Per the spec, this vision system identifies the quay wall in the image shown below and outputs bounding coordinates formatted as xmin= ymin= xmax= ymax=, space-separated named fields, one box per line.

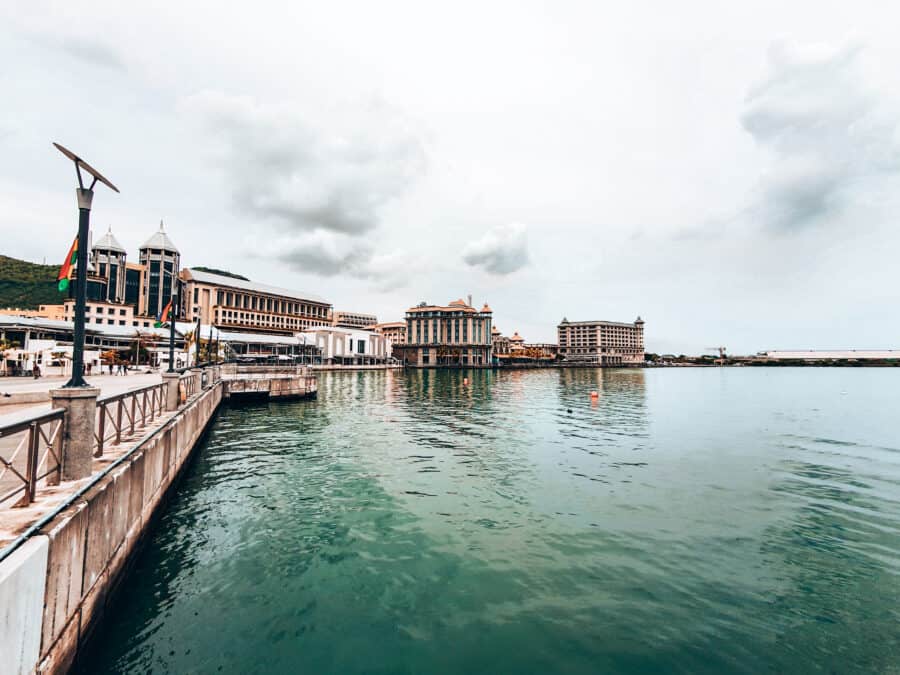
xmin=0 ymin=382 xmax=222 ymax=675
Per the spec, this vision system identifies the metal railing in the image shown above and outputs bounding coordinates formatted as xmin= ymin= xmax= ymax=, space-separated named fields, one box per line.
xmin=94 ymin=382 xmax=167 ymax=457
xmin=0 ymin=365 xmax=224 ymax=509
xmin=180 ymin=372 xmax=197 ymax=399
xmin=0 ymin=409 xmax=64 ymax=507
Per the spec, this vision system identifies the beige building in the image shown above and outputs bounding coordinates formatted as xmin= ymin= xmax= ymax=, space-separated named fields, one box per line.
xmin=180 ymin=268 xmax=331 ymax=335
xmin=0 ymin=305 xmax=66 ymax=321
xmin=333 ymin=311 xmax=378 ymax=329
xmin=558 ymin=316 xmax=645 ymax=365
xmin=394 ymin=298 xmax=493 ymax=367
xmin=61 ymin=300 xmax=160 ymax=329
xmin=366 ymin=321 xmax=407 ymax=356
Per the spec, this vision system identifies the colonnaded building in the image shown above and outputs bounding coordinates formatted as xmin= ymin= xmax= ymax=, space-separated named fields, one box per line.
xmin=180 ymin=268 xmax=332 ymax=334
xmin=557 ymin=316 xmax=645 ymax=365
xmin=393 ymin=298 xmax=493 ymax=367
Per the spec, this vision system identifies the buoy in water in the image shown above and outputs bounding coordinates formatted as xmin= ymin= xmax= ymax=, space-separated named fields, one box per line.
xmin=590 ymin=390 xmax=599 ymax=399
xmin=463 ymin=377 xmax=469 ymax=385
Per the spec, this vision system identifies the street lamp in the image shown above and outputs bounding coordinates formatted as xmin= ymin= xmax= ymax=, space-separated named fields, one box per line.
xmin=168 ymin=277 xmax=178 ymax=372
xmin=53 ymin=142 xmax=119 ymax=388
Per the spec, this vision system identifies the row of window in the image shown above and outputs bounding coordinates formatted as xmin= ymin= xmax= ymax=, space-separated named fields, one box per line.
xmin=211 ymin=289 xmax=327 ymax=317
xmin=407 ymin=318 xmax=491 ymax=345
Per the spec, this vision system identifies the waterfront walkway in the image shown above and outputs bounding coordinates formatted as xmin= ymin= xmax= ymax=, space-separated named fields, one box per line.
xmin=0 ymin=374 xmax=163 ymax=425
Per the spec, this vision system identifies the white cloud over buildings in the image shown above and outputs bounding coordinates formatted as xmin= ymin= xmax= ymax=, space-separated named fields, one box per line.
xmin=462 ymin=223 xmax=530 ymax=275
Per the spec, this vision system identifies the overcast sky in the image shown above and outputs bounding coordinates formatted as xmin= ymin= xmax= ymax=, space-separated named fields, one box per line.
xmin=2 ymin=1 xmax=899 ymax=354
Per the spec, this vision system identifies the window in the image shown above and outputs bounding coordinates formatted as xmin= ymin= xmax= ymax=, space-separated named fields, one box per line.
xmin=119 ymin=309 xmax=126 ymax=316
xmin=357 ymin=339 xmax=365 ymax=354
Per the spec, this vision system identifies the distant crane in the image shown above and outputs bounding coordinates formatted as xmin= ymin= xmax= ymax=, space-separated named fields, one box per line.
xmin=705 ymin=347 xmax=727 ymax=365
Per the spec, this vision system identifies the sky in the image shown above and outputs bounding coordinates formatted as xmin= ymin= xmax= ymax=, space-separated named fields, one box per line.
xmin=2 ymin=1 xmax=899 ymax=354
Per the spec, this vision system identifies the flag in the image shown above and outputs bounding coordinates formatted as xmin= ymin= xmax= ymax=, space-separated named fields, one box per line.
xmin=57 ymin=236 xmax=78 ymax=292
xmin=155 ymin=298 xmax=173 ymax=328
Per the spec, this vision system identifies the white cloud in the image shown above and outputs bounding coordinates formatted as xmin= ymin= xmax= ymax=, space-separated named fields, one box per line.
xmin=462 ymin=223 xmax=530 ymax=275
xmin=741 ymin=40 xmax=900 ymax=231
xmin=182 ymin=91 xmax=426 ymax=236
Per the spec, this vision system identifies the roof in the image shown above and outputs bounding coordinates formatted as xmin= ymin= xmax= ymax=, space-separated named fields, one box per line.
xmin=482 ymin=303 xmax=492 ymax=312
xmin=140 ymin=221 xmax=180 ymax=253
xmin=93 ymin=227 xmax=126 ymax=254
xmin=509 ymin=332 xmax=525 ymax=342
xmin=558 ymin=319 xmax=643 ymax=328
xmin=0 ymin=314 xmax=180 ymax=340
xmin=214 ymin=330 xmax=301 ymax=346
xmin=183 ymin=268 xmax=329 ymax=305
xmin=407 ymin=299 xmax=488 ymax=315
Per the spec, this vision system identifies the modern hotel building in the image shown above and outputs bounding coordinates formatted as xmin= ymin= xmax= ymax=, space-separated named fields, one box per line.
xmin=557 ymin=316 xmax=645 ymax=365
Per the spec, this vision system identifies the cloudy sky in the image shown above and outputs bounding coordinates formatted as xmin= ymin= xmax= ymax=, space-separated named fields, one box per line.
xmin=2 ymin=1 xmax=898 ymax=354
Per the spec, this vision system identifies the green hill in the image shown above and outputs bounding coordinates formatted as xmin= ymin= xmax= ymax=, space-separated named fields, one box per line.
xmin=0 ymin=254 xmax=63 ymax=309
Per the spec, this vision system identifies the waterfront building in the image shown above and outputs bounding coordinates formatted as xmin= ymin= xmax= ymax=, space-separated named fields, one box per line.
xmin=366 ymin=321 xmax=407 ymax=356
xmin=393 ymin=298 xmax=493 ymax=367
xmin=139 ymin=222 xmax=180 ymax=320
xmin=492 ymin=326 xmax=510 ymax=356
xmin=758 ymin=350 xmax=900 ymax=362
xmin=557 ymin=316 xmax=645 ymax=365
xmin=299 ymin=327 xmax=389 ymax=365
xmin=180 ymin=268 xmax=331 ymax=334
xmin=333 ymin=311 xmax=378 ymax=329
xmin=91 ymin=227 xmax=127 ymax=303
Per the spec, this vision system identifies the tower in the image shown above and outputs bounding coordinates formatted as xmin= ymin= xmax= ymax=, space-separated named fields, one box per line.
xmin=91 ymin=226 xmax=127 ymax=302
xmin=139 ymin=220 xmax=180 ymax=318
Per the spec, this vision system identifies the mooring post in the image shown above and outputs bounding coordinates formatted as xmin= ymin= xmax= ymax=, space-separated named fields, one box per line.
xmin=50 ymin=386 xmax=100 ymax=480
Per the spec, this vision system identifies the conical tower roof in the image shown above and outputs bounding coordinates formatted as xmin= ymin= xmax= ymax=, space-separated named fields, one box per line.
xmin=92 ymin=226 xmax=126 ymax=254
xmin=140 ymin=220 xmax=179 ymax=253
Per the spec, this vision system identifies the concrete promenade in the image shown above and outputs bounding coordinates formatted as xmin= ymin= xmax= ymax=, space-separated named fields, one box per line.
xmin=0 ymin=377 xmax=223 ymax=674
xmin=0 ymin=374 xmax=163 ymax=425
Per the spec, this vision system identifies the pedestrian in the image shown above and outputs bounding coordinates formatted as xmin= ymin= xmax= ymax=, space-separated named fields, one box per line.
xmin=108 ymin=362 xmax=113 ymax=375
xmin=32 ymin=362 xmax=41 ymax=379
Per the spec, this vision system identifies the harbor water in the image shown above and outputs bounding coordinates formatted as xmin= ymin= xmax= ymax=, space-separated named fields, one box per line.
xmin=76 ymin=368 xmax=900 ymax=674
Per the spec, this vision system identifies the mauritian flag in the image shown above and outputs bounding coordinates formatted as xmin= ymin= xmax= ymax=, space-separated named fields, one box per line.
xmin=155 ymin=298 xmax=173 ymax=328
xmin=57 ymin=235 xmax=78 ymax=292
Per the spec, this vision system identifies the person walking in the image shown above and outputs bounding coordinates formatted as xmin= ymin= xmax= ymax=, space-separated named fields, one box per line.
xmin=32 ymin=362 xmax=41 ymax=379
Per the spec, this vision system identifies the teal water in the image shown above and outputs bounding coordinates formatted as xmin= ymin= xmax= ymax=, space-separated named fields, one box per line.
xmin=77 ymin=368 xmax=900 ymax=674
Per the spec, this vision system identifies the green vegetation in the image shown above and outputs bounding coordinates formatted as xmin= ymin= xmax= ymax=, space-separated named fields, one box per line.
xmin=192 ymin=266 xmax=249 ymax=281
xmin=0 ymin=254 xmax=63 ymax=309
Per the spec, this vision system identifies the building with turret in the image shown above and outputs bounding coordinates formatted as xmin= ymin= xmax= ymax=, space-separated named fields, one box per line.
xmin=393 ymin=298 xmax=493 ymax=367
xmin=139 ymin=221 xmax=180 ymax=319
xmin=91 ymin=227 xmax=127 ymax=303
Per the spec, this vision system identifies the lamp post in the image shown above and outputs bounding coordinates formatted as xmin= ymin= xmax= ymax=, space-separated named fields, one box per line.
xmin=195 ymin=315 xmax=201 ymax=366
xmin=53 ymin=143 xmax=119 ymax=388
xmin=167 ymin=278 xmax=178 ymax=372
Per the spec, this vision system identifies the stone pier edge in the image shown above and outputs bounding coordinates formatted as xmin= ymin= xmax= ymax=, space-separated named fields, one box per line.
xmin=0 ymin=381 xmax=224 ymax=675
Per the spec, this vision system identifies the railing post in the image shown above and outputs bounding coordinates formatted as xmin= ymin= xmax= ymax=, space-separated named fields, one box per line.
xmin=116 ymin=399 xmax=123 ymax=445
xmin=95 ymin=403 xmax=106 ymax=457
xmin=162 ymin=372 xmax=180 ymax=411
xmin=26 ymin=422 xmax=39 ymax=503
xmin=130 ymin=395 xmax=136 ymax=436
xmin=51 ymin=386 xmax=100 ymax=481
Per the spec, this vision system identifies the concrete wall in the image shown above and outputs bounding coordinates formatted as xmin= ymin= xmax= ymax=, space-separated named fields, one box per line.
xmin=0 ymin=382 xmax=222 ymax=675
